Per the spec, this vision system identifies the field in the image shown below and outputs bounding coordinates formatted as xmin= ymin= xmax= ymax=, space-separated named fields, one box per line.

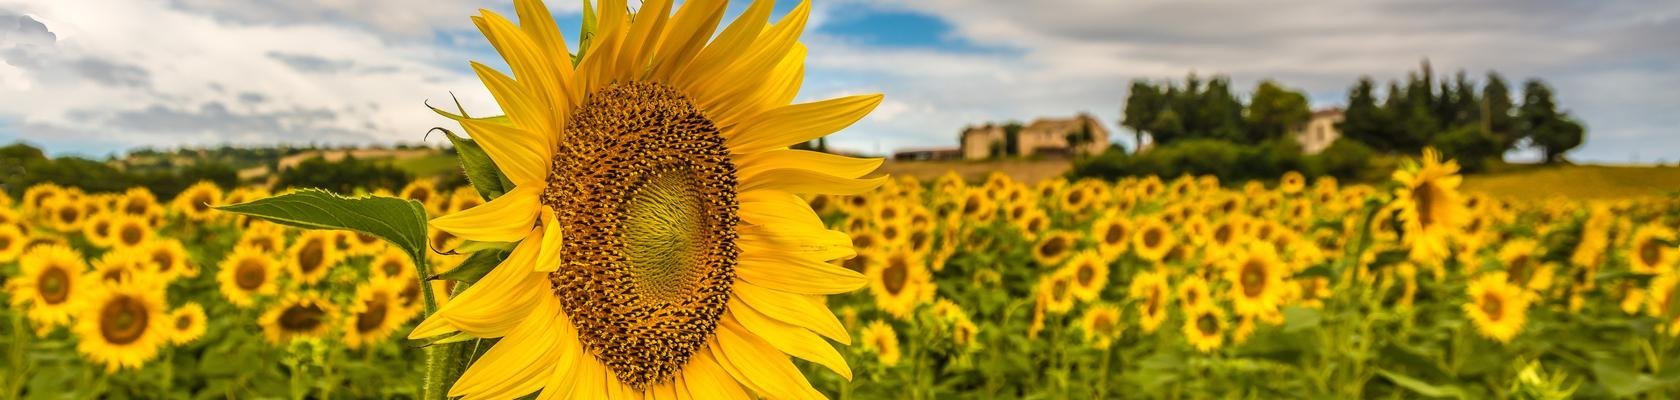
xmin=2 ymin=151 xmax=1680 ymax=399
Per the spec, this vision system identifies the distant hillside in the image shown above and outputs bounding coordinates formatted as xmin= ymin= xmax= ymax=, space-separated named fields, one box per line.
xmin=1461 ymin=164 xmax=1680 ymax=200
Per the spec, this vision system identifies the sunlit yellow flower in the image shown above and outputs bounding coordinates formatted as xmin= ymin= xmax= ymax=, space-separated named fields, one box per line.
xmin=1080 ymin=304 xmax=1123 ymax=349
xmin=1391 ymin=148 xmax=1466 ymax=263
xmin=1038 ymin=269 xmax=1077 ymax=314
xmin=1463 ymin=272 xmax=1533 ymax=343
xmin=399 ymin=179 xmax=443 ymax=213
xmin=167 ymin=302 xmax=208 ymax=345
xmin=1091 ymin=212 xmax=1131 ymax=261
xmin=1015 ymin=207 xmax=1051 ymax=240
xmin=238 ymin=221 xmax=288 ymax=254
xmin=1278 ymin=171 xmax=1305 ymax=194
xmin=1629 ymin=225 xmax=1675 ymax=274
xmin=1129 ymin=270 xmax=1170 ymax=333
xmin=107 ymin=214 xmax=152 ymax=251
xmin=172 ymin=181 xmax=223 ymax=221
xmin=344 ymin=277 xmax=411 ymax=349
xmin=260 ymin=293 xmax=338 ymax=344
xmin=1571 ymin=204 xmax=1612 ymax=268
xmin=1225 ymin=243 xmax=1289 ymax=317
xmin=1177 ymin=274 xmax=1212 ymax=311
xmin=1182 ymin=304 xmax=1226 ymax=353
xmin=0 ymin=223 xmax=25 ymax=262
xmin=6 ymin=244 xmax=88 ymax=335
xmin=74 ymin=275 xmax=167 ymax=372
xmin=1132 ymin=216 xmax=1176 ymax=263
xmin=285 ymin=230 xmax=340 ymax=284
xmin=860 ymin=319 xmax=901 ymax=366
xmin=869 ymin=248 xmax=932 ymax=319
xmin=40 ymin=196 xmax=88 ymax=232
xmin=1649 ymin=273 xmax=1680 ymax=336
xmin=142 ymin=238 xmax=195 ymax=280
xmin=1497 ymin=239 xmax=1553 ymax=291
xmin=217 ymin=244 xmax=280 ymax=308
xmin=1064 ymin=250 xmax=1107 ymax=302
xmin=1032 ymin=230 xmax=1077 ymax=267
xmin=91 ymin=247 xmax=153 ymax=285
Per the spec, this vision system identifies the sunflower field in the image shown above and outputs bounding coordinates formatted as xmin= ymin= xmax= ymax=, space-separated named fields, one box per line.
xmin=5 ymin=0 xmax=1680 ymax=398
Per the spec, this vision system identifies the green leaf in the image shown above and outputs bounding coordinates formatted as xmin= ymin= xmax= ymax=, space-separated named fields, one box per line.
xmin=215 ymin=189 xmax=431 ymax=283
xmin=576 ymin=0 xmax=596 ymax=66
xmin=435 ymin=127 xmax=509 ymax=201
xmin=1377 ymin=369 xmax=1468 ymax=399
xmin=1295 ymin=264 xmax=1335 ymax=281
xmin=1281 ymin=306 xmax=1321 ymax=333
xmin=432 ymin=249 xmax=509 ymax=284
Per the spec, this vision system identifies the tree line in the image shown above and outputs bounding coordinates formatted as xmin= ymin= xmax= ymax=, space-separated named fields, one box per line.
xmin=1120 ymin=61 xmax=1586 ymax=169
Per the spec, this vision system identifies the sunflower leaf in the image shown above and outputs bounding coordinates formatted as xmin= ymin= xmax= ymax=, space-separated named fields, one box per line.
xmin=214 ymin=189 xmax=430 ymax=274
xmin=436 ymin=127 xmax=510 ymax=201
xmin=433 ymin=248 xmax=509 ymax=284
xmin=1376 ymin=368 xmax=1468 ymax=399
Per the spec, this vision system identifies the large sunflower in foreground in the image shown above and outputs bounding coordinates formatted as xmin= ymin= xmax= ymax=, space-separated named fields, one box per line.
xmin=409 ymin=0 xmax=885 ymax=397
xmin=1391 ymin=148 xmax=1465 ymax=263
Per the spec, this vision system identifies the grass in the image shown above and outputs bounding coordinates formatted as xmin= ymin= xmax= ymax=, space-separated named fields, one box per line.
xmin=1460 ymin=164 xmax=1680 ymax=200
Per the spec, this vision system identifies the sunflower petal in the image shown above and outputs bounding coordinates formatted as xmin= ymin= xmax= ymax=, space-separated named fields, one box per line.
xmin=429 ymin=186 xmax=540 ymax=243
xmin=675 ymin=0 xmax=772 ymax=88
xmin=619 ymin=0 xmax=671 ymax=78
xmin=737 ymin=149 xmax=882 ymax=182
xmin=725 ymin=94 xmax=883 ymax=154
xmin=738 ymin=227 xmax=855 ymax=262
xmin=448 ymin=298 xmax=563 ymax=399
xmin=737 ymin=190 xmax=824 ymax=227
xmin=733 ymin=282 xmax=850 ymax=344
xmin=459 ymin=117 xmax=550 ymax=186
xmin=473 ymin=11 xmax=562 ymax=126
xmin=471 ymin=62 xmax=552 ymax=147
xmin=727 ymin=302 xmax=852 ymax=380
xmin=430 ymin=232 xmax=550 ymax=338
xmin=738 ymin=168 xmax=888 ymax=196
xmin=534 ymin=208 xmax=565 ymax=272
xmin=679 ymin=350 xmax=751 ymax=400
xmin=735 ymin=248 xmax=866 ymax=295
xmin=710 ymin=320 xmax=825 ymax=400
xmin=650 ymin=0 xmax=726 ymax=81
xmin=692 ymin=1 xmax=809 ymax=119
xmin=533 ymin=320 xmax=586 ymax=400
xmin=712 ymin=44 xmax=805 ymax=129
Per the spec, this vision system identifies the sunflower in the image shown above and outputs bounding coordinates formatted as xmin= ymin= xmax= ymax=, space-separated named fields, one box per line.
xmin=868 ymin=248 xmax=932 ymax=319
xmin=1091 ymin=213 xmax=1131 ymax=261
xmin=1225 ymin=243 xmax=1288 ymax=317
xmin=958 ymin=189 xmax=997 ymax=224
xmin=92 ymin=248 xmax=154 ymax=285
xmin=405 ymin=0 xmax=891 ymax=396
xmin=1128 ymin=270 xmax=1170 ymax=333
xmin=1571 ymin=204 xmax=1612 ymax=268
xmin=1278 ymin=171 xmax=1305 ymax=194
xmin=400 ymin=179 xmax=444 ymax=213
xmin=1649 ymin=273 xmax=1680 ymax=335
xmin=1079 ymin=304 xmax=1123 ymax=350
xmin=1132 ymin=217 xmax=1176 ymax=263
xmin=260 ymin=293 xmax=338 ymax=344
xmin=285 ymin=230 xmax=341 ymax=284
xmin=860 ymin=319 xmax=901 ymax=366
xmin=448 ymin=187 xmax=486 ymax=214
xmin=41 ymin=196 xmax=87 ymax=232
xmin=217 ymin=245 xmax=280 ymax=307
xmin=0 ymin=223 xmax=24 ymax=262
xmin=115 ymin=187 xmax=158 ymax=217
xmin=1064 ymin=250 xmax=1107 ymax=302
xmin=107 ymin=214 xmax=152 ymax=251
xmin=1628 ymin=225 xmax=1675 ymax=274
xmin=74 ymin=276 xmax=168 ymax=371
xmin=370 ymin=247 xmax=417 ymax=282
xmin=1497 ymin=239 xmax=1553 ymax=291
xmin=238 ymin=221 xmax=288 ymax=254
xmin=143 ymin=239 xmax=195 ymax=280
xmin=344 ymin=277 xmax=411 ymax=349
xmin=1392 ymin=148 xmax=1466 ymax=263
xmin=1015 ymin=208 xmax=1051 ymax=240
xmin=22 ymin=183 xmax=65 ymax=215
xmin=167 ymin=303 xmax=208 ymax=345
xmin=172 ymin=181 xmax=223 ymax=221
xmin=1463 ymin=272 xmax=1532 ymax=343
xmin=952 ymin=318 xmax=979 ymax=350
xmin=1177 ymin=275 xmax=1212 ymax=310
xmin=1182 ymin=304 xmax=1226 ymax=353
xmin=6 ymin=244 xmax=88 ymax=334
xmin=1032 ymin=231 xmax=1077 ymax=267
xmin=1038 ymin=269 xmax=1078 ymax=314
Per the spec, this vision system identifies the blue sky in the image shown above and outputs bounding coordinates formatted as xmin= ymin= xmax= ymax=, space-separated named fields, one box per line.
xmin=2 ymin=0 xmax=1677 ymax=163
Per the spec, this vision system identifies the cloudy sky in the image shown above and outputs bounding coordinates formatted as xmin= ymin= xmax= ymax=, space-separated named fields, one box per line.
xmin=2 ymin=0 xmax=1676 ymax=163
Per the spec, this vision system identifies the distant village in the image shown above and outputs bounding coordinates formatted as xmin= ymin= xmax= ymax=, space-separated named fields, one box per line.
xmin=891 ymin=109 xmax=1345 ymax=161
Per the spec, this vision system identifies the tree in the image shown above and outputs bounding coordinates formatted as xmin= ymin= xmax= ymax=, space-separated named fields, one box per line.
xmin=1149 ymin=108 xmax=1186 ymax=145
xmin=1121 ymin=80 xmax=1165 ymax=152
xmin=1245 ymin=80 xmax=1311 ymax=144
xmin=1518 ymin=79 xmax=1584 ymax=163
xmin=1195 ymin=76 xmax=1246 ymax=143
xmin=1338 ymin=77 xmax=1394 ymax=151
xmin=1482 ymin=72 xmax=1517 ymax=150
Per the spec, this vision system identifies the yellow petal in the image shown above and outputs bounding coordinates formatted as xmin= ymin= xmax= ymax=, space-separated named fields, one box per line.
xmin=738 ymin=227 xmax=854 ymax=262
xmin=459 ymin=117 xmax=550 ymax=186
xmin=513 ymin=0 xmax=578 ymax=110
xmin=709 ymin=320 xmax=825 ymax=400
xmin=533 ymin=317 xmax=586 ymax=400
xmin=733 ymin=282 xmax=850 ymax=344
xmin=650 ymin=0 xmax=727 ymax=81
xmin=679 ymin=349 xmax=751 ymax=400
xmin=473 ymin=11 xmax=563 ymax=128
xmin=736 ymin=149 xmax=882 ymax=182
xmin=737 ymin=168 xmax=887 ymax=196
xmin=448 ymin=298 xmax=563 ymax=399
xmin=712 ymin=44 xmax=805 ymax=129
xmin=735 ymin=248 xmax=866 ymax=295
xmin=430 ymin=186 xmax=541 ymax=243
xmin=674 ymin=0 xmax=773 ymax=88
xmin=432 ymin=231 xmax=551 ymax=337
xmin=725 ymin=94 xmax=883 ymax=154
xmin=737 ymin=189 xmax=824 ymax=227
xmin=619 ymin=0 xmax=672 ymax=79
xmin=727 ymin=302 xmax=852 ymax=380
xmin=540 ymin=343 xmax=607 ymax=400
xmin=691 ymin=1 xmax=809 ymax=118
xmin=471 ymin=61 xmax=552 ymax=149
xmin=534 ymin=208 xmax=565 ymax=272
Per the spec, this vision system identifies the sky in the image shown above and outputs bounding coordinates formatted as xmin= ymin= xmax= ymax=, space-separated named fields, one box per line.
xmin=1 ymin=0 xmax=1676 ymax=163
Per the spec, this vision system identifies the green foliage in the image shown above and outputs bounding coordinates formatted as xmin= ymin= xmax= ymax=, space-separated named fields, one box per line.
xmin=1517 ymin=80 xmax=1586 ymax=164
xmin=0 ymin=142 xmax=237 ymax=200
xmin=1430 ymin=124 xmax=1502 ymax=172
xmin=435 ymin=128 xmax=510 ymax=201
xmin=1307 ymin=138 xmax=1379 ymax=180
xmin=1245 ymin=80 xmax=1312 ymax=143
xmin=1069 ymin=138 xmax=1375 ymax=183
xmin=274 ymin=155 xmax=412 ymax=194
xmin=214 ymin=189 xmax=430 ymax=274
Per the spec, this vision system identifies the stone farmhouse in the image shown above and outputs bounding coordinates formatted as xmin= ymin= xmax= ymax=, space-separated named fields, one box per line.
xmin=958 ymin=113 xmax=1110 ymax=160
xmin=1293 ymin=108 xmax=1345 ymax=154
